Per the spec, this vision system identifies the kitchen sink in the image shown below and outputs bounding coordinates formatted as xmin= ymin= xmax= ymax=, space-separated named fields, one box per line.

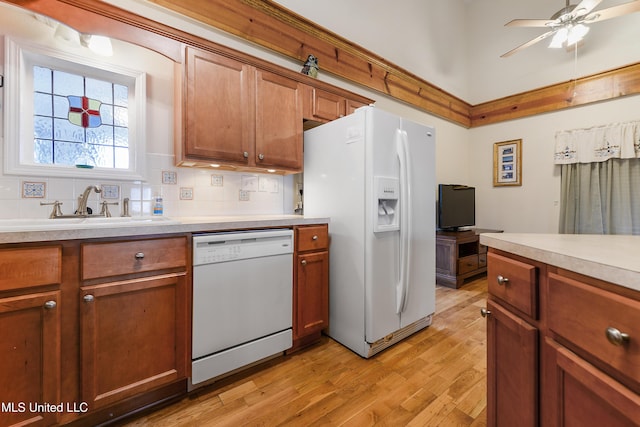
xmin=0 ymin=216 xmax=181 ymax=231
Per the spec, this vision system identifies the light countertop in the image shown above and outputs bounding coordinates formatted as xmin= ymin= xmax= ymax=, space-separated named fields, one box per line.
xmin=0 ymin=215 xmax=329 ymax=244
xmin=480 ymin=233 xmax=640 ymax=292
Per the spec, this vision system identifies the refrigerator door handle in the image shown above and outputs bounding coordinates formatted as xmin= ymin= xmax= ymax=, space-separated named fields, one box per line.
xmin=395 ymin=129 xmax=412 ymax=314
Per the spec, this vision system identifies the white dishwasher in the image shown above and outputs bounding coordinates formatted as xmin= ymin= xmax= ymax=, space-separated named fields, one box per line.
xmin=191 ymin=229 xmax=293 ymax=387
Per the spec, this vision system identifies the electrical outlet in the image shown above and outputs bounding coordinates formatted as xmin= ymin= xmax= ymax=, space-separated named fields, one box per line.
xmin=211 ymin=175 xmax=224 ymax=187
xmin=239 ymin=190 xmax=250 ymax=201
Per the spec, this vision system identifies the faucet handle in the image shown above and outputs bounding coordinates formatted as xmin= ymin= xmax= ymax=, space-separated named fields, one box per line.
xmin=99 ymin=200 xmax=119 ymax=218
xmin=40 ymin=201 xmax=64 ymax=218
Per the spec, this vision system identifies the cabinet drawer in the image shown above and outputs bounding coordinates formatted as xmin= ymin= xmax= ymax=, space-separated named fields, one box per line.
xmin=458 ymin=255 xmax=479 ymax=275
xmin=487 ymin=252 xmax=537 ymax=319
xmin=478 ymin=253 xmax=487 ymax=267
xmin=82 ymin=237 xmax=187 ymax=280
xmin=296 ymin=225 xmax=328 ymax=252
xmin=0 ymin=246 xmax=62 ymax=291
xmin=548 ymin=272 xmax=640 ymax=386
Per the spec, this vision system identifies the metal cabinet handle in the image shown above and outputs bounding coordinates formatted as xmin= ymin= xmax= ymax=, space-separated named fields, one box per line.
xmin=243 ymin=151 xmax=249 ymax=158
xmin=312 ymin=235 xmax=318 ymax=241
xmin=135 ymin=252 xmax=145 ymax=260
xmin=44 ymin=300 xmax=57 ymax=309
xmin=480 ymin=308 xmax=491 ymax=318
xmin=605 ymin=327 xmax=630 ymax=346
xmin=258 ymin=153 xmax=265 ymax=160
xmin=301 ymin=259 xmax=307 ymax=266
xmin=83 ymin=294 xmax=95 ymax=303
xmin=497 ymin=275 xmax=509 ymax=286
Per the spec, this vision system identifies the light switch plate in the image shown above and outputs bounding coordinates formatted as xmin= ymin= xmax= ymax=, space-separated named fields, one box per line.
xmin=239 ymin=190 xmax=250 ymax=201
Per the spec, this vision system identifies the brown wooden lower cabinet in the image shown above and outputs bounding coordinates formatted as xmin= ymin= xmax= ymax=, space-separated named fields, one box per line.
xmin=0 ymin=236 xmax=190 ymax=426
xmin=80 ymin=273 xmax=188 ymax=410
xmin=290 ymin=224 xmax=329 ymax=352
xmin=544 ymin=338 xmax=640 ymax=427
xmin=0 ymin=290 xmax=61 ymax=427
xmin=485 ymin=299 xmax=538 ymax=427
xmin=485 ymin=248 xmax=640 ymax=427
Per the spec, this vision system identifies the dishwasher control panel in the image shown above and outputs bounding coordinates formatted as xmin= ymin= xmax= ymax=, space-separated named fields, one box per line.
xmin=193 ymin=229 xmax=293 ymax=266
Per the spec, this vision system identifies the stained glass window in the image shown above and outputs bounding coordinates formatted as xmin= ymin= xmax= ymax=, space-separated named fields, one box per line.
xmin=33 ymin=66 xmax=129 ymax=169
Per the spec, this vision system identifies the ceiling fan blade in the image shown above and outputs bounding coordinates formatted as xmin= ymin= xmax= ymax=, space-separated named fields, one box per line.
xmin=585 ymin=0 xmax=640 ymax=23
xmin=572 ymin=0 xmax=603 ymax=17
xmin=505 ymin=18 xmax=555 ymax=27
xmin=501 ymin=30 xmax=557 ymax=58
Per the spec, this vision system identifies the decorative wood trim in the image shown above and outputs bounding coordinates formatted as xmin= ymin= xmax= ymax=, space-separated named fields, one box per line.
xmin=4 ymin=0 xmax=640 ymax=128
xmin=146 ymin=0 xmax=472 ymax=127
xmin=470 ymin=63 xmax=640 ymax=127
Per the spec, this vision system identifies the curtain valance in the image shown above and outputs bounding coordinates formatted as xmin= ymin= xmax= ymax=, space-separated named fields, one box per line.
xmin=554 ymin=120 xmax=640 ymax=164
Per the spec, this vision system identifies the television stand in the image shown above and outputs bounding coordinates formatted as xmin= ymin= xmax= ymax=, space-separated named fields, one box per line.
xmin=435 ymin=228 xmax=502 ymax=288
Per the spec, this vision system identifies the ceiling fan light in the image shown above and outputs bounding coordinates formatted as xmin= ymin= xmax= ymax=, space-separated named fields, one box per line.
xmin=567 ymin=24 xmax=590 ymax=46
xmin=549 ymin=27 xmax=569 ymax=48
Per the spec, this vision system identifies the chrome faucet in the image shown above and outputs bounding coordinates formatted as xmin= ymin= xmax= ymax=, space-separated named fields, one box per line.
xmin=76 ymin=185 xmax=102 ymax=216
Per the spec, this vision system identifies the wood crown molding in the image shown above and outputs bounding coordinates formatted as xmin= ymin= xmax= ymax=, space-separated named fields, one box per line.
xmin=5 ymin=0 xmax=639 ymax=128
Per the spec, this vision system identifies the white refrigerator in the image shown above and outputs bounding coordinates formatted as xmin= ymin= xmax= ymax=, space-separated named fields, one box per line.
xmin=303 ymin=106 xmax=436 ymax=358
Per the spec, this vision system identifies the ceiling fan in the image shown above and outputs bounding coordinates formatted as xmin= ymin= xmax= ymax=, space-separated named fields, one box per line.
xmin=501 ymin=0 xmax=640 ymax=57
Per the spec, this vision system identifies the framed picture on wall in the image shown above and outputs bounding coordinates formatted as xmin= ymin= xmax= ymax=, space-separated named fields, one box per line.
xmin=493 ymin=139 xmax=522 ymax=186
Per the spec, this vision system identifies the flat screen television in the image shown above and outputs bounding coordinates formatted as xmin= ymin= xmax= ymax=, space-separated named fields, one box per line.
xmin=437 ymin=184 xmax=475 ymax=231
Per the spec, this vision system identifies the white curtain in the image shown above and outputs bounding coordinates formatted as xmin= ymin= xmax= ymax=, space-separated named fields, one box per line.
xmin=555 ymin=120 xmax=640 ymax=235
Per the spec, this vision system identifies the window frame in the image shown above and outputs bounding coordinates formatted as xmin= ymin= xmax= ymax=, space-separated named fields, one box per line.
xmin=3 ymin=37 xmax=147 ymax=180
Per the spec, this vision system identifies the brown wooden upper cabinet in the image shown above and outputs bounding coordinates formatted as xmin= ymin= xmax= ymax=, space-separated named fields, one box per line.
xmin=303 ymin=86 xmax=368 ymax=122
xmin=178 ymin=46 xmax=302 ymax=173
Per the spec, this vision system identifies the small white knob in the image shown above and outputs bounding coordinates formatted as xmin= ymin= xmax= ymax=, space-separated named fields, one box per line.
xmin=135 ymin=252 xmax=145 ymax=260
xmin=44 ymin=300 xmax=57 ymax=309
xmin=301 ymin=259 xmax=307 ymax=266
xmin=83 ymin=295 xmax=95 ymax=303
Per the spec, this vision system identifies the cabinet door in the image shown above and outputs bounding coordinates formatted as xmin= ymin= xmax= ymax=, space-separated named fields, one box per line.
xmin=486 ymin=300 xmax=538 ymax=427
xmin=310 ymin=88 xmax=345 ymax=121
xmin=295 ymin=251 xmax=329 ymax=338
xmin=255 ymin=69 xmax=303 ymax=171
xmin=0 ymin=291 xmax=60 ymax=427
xmin=346 ymin=98 xmax=368 ymax=115
xmin=545 ymin=339 xmax=640 ymax=427
xmin=80 ymin=273 xmax=188 ymax=409
xmin=184 ymin=47 xmax=253 ymax=164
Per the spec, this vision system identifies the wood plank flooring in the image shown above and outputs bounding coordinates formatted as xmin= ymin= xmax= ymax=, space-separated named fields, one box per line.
xmin=122 ymin=277 xmax=488 ymax=426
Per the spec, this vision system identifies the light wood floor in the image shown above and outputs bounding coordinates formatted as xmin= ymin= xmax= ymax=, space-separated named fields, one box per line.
xmin=123 ymin=277 xmax=488 ymax=426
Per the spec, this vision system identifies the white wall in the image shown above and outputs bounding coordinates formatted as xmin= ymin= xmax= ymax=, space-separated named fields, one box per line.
xmin=469 ymin=95 xmax=640 ymax=233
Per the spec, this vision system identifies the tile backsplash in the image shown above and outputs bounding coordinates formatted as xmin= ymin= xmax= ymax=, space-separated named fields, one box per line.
xmin=0 ymin=153 xmax=291 ymax=219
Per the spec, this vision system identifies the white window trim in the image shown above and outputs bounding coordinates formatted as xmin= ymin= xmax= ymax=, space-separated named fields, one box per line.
xmin=3 ymin=37 xmax=147 ymax=181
